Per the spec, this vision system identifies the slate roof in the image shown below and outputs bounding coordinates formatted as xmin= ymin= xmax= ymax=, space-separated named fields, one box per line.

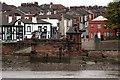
xmin=2 ymin=14 xmax=8 ymax=25
xmin=1 ymin=2 xmax=24 ymax=16
xmin=18 ymin=3 xmax=43 ymax=14
xmin=62 ymin=14 xmax=75 ymax=20
xmin=67 ymin=9 xmax=90 ymax=16
xmin=8 ymin=19 xmax=50 ymax=25
xmin=37 ymin=14 xmax=61 ymax=20
xmin=51 ymin=4 xmax=67 ymax=9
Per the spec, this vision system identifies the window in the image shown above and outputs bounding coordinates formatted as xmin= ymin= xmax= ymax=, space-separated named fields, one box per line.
xmin=18 ymin=21 xmax=21 ymax=25
xmin=54 ymin=11 xmax=56 ymax=14
xmin=104 ymin=32 xmax=106 ymax=36
xmin=70 ymin=35 xmax=73 ymax=40
xmin=38 ymin=26 xmax=42 ymax=32
xmin=0 ymin=27 xmax=1 ymax=33
xmin=94 ymin=32 xmax=96 ymax=37
xmin=7 ymin=27 xmax=11 ymax=33
xmin=0 ymin=35 xmax=2 ymax=40
xmin=107 ymin=32 xmax=109 ymax=36
xmin=19 ymin=27 xmax=23 ymax=32
xmin=17 ymin=28 xmax=19 ymax=33
xmin=27 ymin=26 xmax=31 ymax=32
xmin=41 ymin=33 xmax=47 ymax=39
xmin=91 ymin=32 xmax=93 ymax=38
xmin=14 ymin=27 xmax=16 ymax=32
xmin=48 ymin=35 xmax=49 ymax=38
xmin=44 ymin=26 xmax=47 ymax=32
xmin=14 ymin=34 xmax=16 ymax=39
xmin=25 ymin=17 xmax=29 ymax=19
xmin=110 ymin=32 xmax=113 ymax=36
xmin=91 ymin=24 xmax=94 ymax=29
xmin=97 ymin=24 xmax=101 ymax=29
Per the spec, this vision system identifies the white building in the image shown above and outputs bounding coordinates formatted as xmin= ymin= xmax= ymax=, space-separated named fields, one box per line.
xmin=41 ymin=18 xmax=59 ymax=39
xmin=1 ymin=17 xmax=51 ymax=42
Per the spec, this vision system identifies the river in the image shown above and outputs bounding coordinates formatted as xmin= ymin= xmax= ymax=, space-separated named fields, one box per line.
xmin=2 ymin=70 xmax=119 ymax=78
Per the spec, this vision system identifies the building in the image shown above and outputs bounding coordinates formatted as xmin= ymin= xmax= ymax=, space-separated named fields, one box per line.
xmin=88 ymin=16 xmax=115 ymax=40
xmin=113 ymin=0 xmax=120 ymax=2
xmin=37 ymin=14 xmax=61 ymax=39
xmin=59 ymin=14 xmax=76 ymax=38
xmin=1 ymin=17 xmax=52 ymax=42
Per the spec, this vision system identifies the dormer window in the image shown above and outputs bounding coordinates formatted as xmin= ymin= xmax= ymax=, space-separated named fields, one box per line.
xmin=18 ymin=21 xmax=21 ymax=25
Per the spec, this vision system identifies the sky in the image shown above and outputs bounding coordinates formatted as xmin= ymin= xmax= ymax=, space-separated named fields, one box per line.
xmin=0 ymin=0 xmax=113 ymax=7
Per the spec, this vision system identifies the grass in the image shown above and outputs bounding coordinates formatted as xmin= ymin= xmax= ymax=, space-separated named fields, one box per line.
xmin=15 ymin=46 xmax=31 ymax=53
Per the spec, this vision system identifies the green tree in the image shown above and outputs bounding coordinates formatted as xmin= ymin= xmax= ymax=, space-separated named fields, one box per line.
xmin=104 ymin=1 xmax=120 ymax=38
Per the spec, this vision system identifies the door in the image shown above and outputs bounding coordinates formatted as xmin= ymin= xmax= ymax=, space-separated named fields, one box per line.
xmin=98 ymin=32 xmax=101 ymax=38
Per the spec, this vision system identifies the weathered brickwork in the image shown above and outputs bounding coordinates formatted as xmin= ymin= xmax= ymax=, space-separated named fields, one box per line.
xmin=31 ymin=38 xmax=82 ymax=57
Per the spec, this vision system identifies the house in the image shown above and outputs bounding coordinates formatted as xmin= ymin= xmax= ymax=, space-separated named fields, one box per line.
xmin=88 ymin=16 xmax=115 ymax=40
xmin=59 ymin=14 xmax=76 ymax=38
xmin=37 ymin=14 xmax=61 ymax=39
xmin=66 ymin=9 xmax=91 ymax=41
xmin=1 ymin=16 xmax=52 ymax=42
xmin=37 ymin=14 xmax=76 ymax=39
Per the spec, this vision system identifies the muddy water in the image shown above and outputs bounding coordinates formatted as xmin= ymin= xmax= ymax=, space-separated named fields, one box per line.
xmin=2 ymin=70 xmax=119 ymax=78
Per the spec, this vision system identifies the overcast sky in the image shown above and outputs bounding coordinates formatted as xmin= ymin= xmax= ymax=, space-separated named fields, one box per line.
xmin=0 ymin=0 xmax=113 ymax=7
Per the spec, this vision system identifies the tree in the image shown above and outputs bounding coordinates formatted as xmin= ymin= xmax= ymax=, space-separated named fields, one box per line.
xmin=104 ymin=1 xmax=120 ymax=38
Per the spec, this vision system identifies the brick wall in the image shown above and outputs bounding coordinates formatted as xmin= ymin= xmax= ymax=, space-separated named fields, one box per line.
xmin=2 ymin=40 xmax=31 ymax=54
xmin=31 ymin=38 xmax=82 ymax=57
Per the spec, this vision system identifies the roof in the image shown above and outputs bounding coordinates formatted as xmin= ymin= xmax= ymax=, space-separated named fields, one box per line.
xmin=9 ymin=19 xmax=50 ymax=25
xmin=21 ymin=19 xmax=33 ymax=23
xmin=8 ymin=19 xmax=33 ymax=25
xmin=18 ymin=3 xmax=43 ymax=14
xmin=1 ymin=2 xmax=24 ymax=16
xmin=37 ymin=19 xmax=51 ymax=24
xmin=37 ymin=14 xmax=61 ymax=20
xmin=92 ymin=16 xmax=108 ymax=21
xmin=51 ymin=4 xmax=66 ymax=9
xmin=62 ymin=14 xmax=75 ymax=20
xmin=2 ymin=14 xmax=8 ymax=25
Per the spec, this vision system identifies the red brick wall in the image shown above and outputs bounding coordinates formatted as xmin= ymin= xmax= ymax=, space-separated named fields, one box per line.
xmin=88 ymin=21 xmax=115 ymax=39
xmin=2 ymin=42 xmax=31 ymax=54
xmin=31 ymin=38 xmax=82 ymax=57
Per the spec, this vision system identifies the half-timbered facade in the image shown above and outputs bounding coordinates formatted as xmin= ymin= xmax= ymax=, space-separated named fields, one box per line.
xmin=1 ymin=18 xmax=52 ymax=42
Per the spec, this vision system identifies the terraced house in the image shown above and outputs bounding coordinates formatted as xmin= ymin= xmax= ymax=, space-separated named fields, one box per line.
xmin=1 ymin=16 xmax=52 ymax=42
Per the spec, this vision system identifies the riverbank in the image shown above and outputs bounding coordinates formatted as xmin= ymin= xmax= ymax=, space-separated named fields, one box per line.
xmin=2 ymin=55 xmax=119 ymax=71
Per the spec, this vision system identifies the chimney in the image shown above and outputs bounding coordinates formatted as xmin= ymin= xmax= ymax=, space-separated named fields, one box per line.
xmin=34 ymin=2 xmax=38 ymax=5
xmin=32 ymin=16 xmax=37 ymax=23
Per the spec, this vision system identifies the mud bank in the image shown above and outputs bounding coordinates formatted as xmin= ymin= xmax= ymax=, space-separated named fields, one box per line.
xmin=2 ymin=56 xmax=119 ymax=71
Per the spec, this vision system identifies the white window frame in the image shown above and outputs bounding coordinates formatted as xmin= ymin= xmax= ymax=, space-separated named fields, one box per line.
xmin=27 ymin=26 xmax=31 ymax=32
xmin=97 ymin=24 xmax=101 ymax=29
